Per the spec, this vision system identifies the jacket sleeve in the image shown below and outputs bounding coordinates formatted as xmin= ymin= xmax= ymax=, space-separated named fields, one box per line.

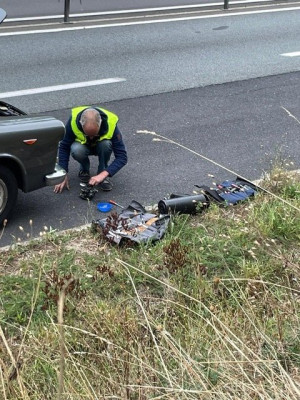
xmin=105 ymin=125 xmax=128 ymax=177
xmin=58 ymin=118 xmax=76 ymax=173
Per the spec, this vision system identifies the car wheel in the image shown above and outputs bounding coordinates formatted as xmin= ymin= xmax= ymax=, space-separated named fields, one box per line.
xmin=0 ymin=166 xmax=18 ymax=226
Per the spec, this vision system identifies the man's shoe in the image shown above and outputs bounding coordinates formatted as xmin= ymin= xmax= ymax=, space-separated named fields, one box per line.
xmin=78 ymin=170 xmax=90 ymax=183
xmin=99 ymin=178 xmax=112 ymax=191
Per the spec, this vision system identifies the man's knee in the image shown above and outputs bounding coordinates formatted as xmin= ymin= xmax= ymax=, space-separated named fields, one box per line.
xmin=96 ymin=140 xmax=112 ymax=156
xmin=71 ymin=142 xmax=89 ymax=160
xmin=99 ymin=140 xmax=112 ymax=151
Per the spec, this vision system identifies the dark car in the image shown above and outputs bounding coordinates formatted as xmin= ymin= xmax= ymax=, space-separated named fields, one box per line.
xmin=0 ymin=8 xmax=66 ymax=225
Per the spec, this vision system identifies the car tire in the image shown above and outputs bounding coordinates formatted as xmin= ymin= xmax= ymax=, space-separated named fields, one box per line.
xmin=0 ymin=166 xmax=18 ymax=226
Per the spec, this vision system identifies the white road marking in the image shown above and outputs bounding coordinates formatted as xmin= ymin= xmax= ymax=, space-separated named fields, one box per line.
xmin=281 ymin=51 xmax=300 ymax=57
xmin=0 ymin=78 xmax=126 ymax=99
xmin=0 ymin=6 xmax=299 ymax=36
xmin=3 ymin=0 xmax=275 ymax=22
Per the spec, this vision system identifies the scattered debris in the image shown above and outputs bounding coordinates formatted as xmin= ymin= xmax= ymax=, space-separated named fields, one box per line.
xmin=92 ymin=201 xmax=170 ymax=245
xmin=158 ymin=176 xmax=259 ymax=215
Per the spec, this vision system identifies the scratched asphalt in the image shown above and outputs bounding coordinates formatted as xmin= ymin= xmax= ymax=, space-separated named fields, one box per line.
xmin=1 ymin=71 xmax=300 ymax=247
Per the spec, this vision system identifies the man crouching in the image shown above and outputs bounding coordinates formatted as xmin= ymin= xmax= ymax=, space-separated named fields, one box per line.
xmin=54 ymin=106 xmax=127 ymax=193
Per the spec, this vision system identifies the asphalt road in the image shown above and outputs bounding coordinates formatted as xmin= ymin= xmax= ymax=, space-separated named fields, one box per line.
xmin=0 ymin=6 xmax=300 ymax=247
xmin=1 ymin=10 xmax=300 ymax=114
xmin=1 ymin=71 xmax=299 ymax=247
xmin=2 ymin=0 xmax=223 ymax=18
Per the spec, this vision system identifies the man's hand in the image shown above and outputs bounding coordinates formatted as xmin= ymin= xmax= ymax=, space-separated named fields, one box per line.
xmin=89 ymin=171 xmax=109 ymax=186
xmin=54 ymin=175 xmax=70 ymax=193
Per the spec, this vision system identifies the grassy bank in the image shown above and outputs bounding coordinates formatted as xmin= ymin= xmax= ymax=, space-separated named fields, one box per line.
xmin=0 ymin=168 xmax=299 ymax=400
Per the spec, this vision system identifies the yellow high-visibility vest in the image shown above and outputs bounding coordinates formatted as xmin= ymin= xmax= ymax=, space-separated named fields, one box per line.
xmin=71 ymin=106 xmax=119 ymax=144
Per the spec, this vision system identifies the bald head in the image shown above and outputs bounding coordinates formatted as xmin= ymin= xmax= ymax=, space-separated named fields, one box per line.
xmin=80 ymin=108 xmax=102 ymax=137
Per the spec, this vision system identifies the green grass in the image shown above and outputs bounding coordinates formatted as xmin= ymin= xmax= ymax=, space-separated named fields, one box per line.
xmin=0 ymin=169 xmax=299 ymax=399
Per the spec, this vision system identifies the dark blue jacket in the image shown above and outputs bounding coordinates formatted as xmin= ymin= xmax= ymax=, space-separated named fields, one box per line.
xmin=58 ymin=109 xmax=127 ymax=177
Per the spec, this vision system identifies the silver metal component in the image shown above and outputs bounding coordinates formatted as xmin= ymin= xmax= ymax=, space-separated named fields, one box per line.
xmin=45 ymin=164 xmax=66 ymax=186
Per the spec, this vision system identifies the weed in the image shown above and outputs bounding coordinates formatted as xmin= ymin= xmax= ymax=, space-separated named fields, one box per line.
xmin=42 ymin=270 xmax=86 ymax=312
xmin=162 ymin=238 xmax=189 ymax=273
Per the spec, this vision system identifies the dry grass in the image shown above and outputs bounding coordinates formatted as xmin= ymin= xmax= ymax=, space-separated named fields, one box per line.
xmin=0 ymin=169 xmax=299 ymax=399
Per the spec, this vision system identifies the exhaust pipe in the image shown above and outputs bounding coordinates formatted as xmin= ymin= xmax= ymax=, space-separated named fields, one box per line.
xmin=158 ymin=194 xmax=209 ymax=215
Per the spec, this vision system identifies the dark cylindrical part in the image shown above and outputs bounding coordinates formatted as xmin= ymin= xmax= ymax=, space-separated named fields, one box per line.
xmin=158 ymin=194 xmax=209 ymax=215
